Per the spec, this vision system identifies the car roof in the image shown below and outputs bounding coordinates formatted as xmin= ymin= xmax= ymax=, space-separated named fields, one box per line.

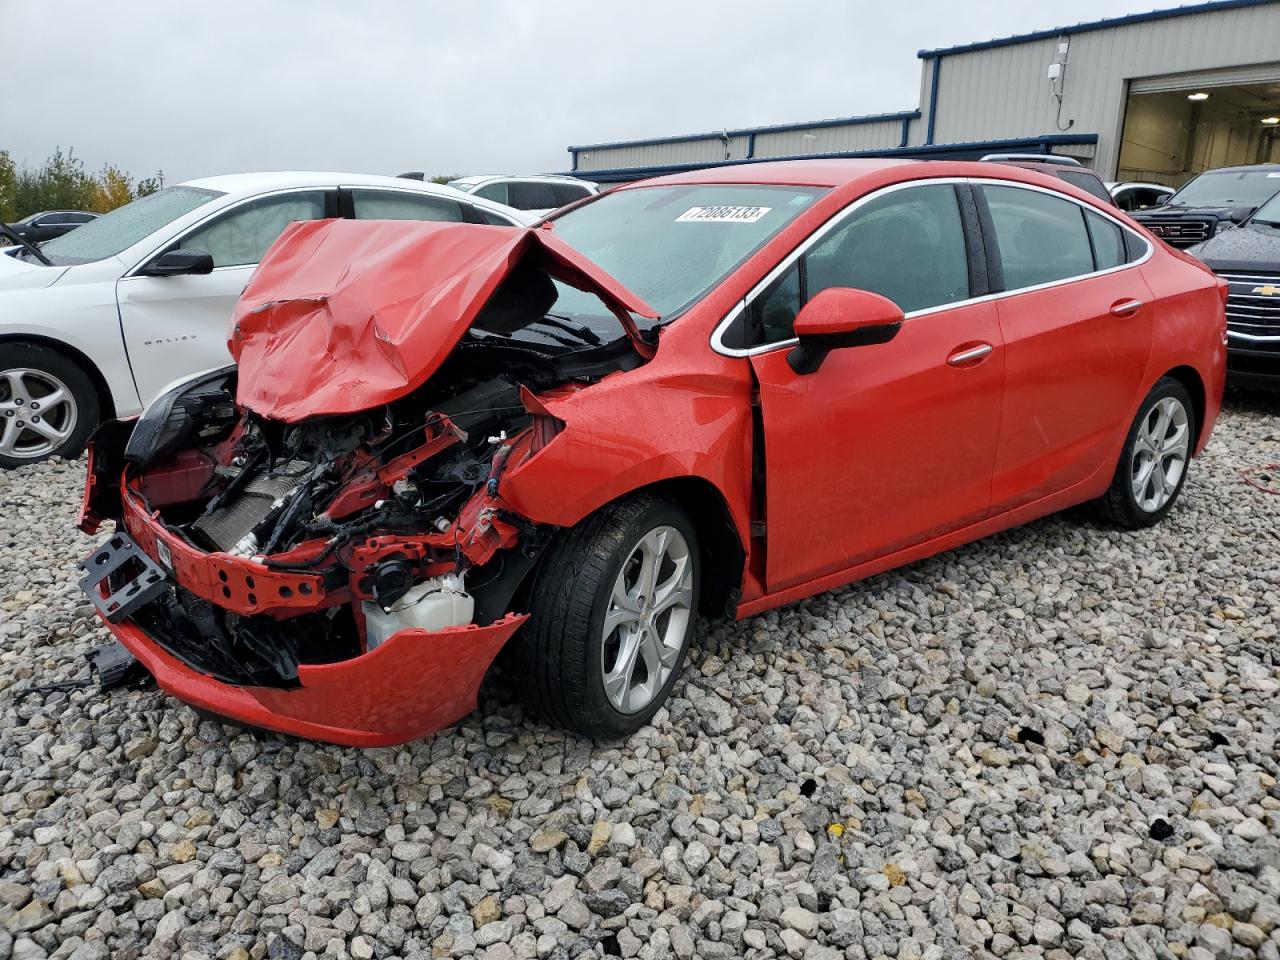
xmin=620 ymin=157 xmax=1103 ymax=191
xmin=175 ymin=171 xmax=536 ymax=225
xmin=180 ymin=171 xmax=478 ymax=194
xmin=450 ymin=174 xmax=591 ymax=187
xmin=1190 ymin=163 xmax=1280 ymax=173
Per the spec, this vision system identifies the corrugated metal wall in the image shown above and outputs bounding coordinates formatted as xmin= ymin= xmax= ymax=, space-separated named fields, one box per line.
xmin=574 ymin=135 xmax=752 ymax=172
xmin=928 ymin=3 xmax=1280 ymax=175
xmin=569 ymin=2 xmax=1280 ymax=178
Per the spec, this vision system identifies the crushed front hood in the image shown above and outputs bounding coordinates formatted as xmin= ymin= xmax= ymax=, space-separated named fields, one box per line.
xmin=230 ymin=219 xmax=656 ymax=422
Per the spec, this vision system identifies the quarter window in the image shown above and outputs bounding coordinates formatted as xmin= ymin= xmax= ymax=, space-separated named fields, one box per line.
xmin=983 ymin=185 xmax=1094 ymax=290
xmin=177 ymin=191 xmax=327 ymax=268
xmin=742 ymin=183 xmax=971 ymax=346
xmin=1085 ymin=210 xmax=1125 ymax=271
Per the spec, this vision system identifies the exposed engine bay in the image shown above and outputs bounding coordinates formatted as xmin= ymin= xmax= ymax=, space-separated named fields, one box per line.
xmin=80 ymin=230 xmax=654 ymax=692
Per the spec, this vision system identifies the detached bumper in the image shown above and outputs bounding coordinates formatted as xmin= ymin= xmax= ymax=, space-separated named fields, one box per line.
xmin=97 ymin=610 xmax=527 ymax=747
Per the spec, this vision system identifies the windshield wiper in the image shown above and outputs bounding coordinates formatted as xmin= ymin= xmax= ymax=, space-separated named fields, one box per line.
xmin=532 ymin=314 xmax=603 ymax=346
xmin=0 ymin=223 xmax=53 ymax=266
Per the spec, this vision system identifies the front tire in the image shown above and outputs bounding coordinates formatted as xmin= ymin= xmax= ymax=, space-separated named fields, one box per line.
xmin=0 ymin=345 xmax=99 ymax=468
xmin=1096 ymin=377 xmax=1194 ymax=529
xmin=521 ymin=494 xmax=700 ymax=739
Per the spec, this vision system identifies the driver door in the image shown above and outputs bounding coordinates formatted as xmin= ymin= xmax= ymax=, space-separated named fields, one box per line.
xmin=116 ymin=189 xmax=332 ymax=405
xmin=743 ymin=183 xmax=1005 ymax=593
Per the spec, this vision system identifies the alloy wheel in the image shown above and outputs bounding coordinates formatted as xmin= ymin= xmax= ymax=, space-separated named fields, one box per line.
xmin=601 ymin=524 xmax=694 ymax=714
xmin=0 ymin=368 xmax=78 ymax=460
xmin=1130 ymin=395 xmax=1189 ymax=513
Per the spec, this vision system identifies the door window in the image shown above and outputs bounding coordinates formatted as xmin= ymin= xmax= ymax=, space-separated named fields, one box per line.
xmin=743 ymin=183 xmax=971 ymax=346
xmin=351 ymin=189 xmax=464 ymax=222
xmin=508 ymin=182 xmax=562 ymax=210
xmin=474 ymin=182 xmax=510 ymax=204
xmin=983 ymin=185 xmax=1095 ymax=291
xmin=177 ymin=191 xmax=326 ymax=268
xmin=553 ymin=182 xmax=592 ymax=205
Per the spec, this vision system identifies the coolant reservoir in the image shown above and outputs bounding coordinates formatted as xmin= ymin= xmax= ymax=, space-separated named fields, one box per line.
xmin=362 ymin=574 xmax=474 ymax=650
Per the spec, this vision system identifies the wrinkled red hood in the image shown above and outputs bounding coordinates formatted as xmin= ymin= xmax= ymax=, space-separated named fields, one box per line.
xmin=229 ymin=219 xmax=656 ymax=422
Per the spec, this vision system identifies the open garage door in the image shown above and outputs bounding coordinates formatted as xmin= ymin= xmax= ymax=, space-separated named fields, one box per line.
xmin=1118 ymin=64 xmax=1280 ymax=187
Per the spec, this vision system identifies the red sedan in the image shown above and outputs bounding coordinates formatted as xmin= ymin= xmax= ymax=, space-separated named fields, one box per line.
xmin=78 ymin=159 xmax=1227 ymax=746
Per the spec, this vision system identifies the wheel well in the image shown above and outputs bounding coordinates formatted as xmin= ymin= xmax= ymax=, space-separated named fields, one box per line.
xmin=0 ymin=334 xmax=117 ymax=420
xmin=1163 ymin=365 xmax=1205 ymax=448
xmin=638 ymin=476 xmax=745 ymax=619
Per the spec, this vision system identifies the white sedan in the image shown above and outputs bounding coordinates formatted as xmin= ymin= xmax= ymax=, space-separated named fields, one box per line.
xmin=0 ymin=172 xmax=532 ymax=467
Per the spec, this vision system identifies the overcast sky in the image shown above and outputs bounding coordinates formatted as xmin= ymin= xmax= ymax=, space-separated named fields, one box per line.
xmin=4 ymin=0 xmax=1166 ymax=185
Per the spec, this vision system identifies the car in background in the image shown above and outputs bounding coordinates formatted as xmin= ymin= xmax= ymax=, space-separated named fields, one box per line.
xmin=446 ymin=174 xmax=599 ymax=215
xmin=981 ymin=154 xmax=1115 ymax=206
xmin=78 ymin=158 xmax=1225 ymax=746
xmin=0 ymin=172 xmax=533 ymax=467
xmin=1107 ymin=181 xmax=1175 ymax=213
xmin=0 ymin=210 xmax=98 ymax=245
xmin=1188 ymin=189 xmax=1280 ymax=387
xmin=1131 ymin=164 xmax=1280 ymax=248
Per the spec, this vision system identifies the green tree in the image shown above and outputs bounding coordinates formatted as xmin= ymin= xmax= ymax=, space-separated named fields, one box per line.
xmin=0 ymin=151 xmax=16 ymax=223
xmin=1 ymin=148 xmax=165 ymax=221
xmin=431 ymin=174 xmax=462 ymax=185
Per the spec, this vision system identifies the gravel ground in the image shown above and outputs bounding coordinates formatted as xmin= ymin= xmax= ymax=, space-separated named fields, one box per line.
xmin=1 ymin=393 xmax=1278 ymax=960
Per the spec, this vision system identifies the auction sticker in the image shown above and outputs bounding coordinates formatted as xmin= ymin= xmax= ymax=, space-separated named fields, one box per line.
xmin=677 ymin=205 xmax=772 ymax=223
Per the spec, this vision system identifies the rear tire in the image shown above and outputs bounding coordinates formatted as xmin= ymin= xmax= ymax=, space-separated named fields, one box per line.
xmin=1096 ymin=377 xmax=1194 ymax=529
xmin=520 ymin=494 xmax=700 ymax=739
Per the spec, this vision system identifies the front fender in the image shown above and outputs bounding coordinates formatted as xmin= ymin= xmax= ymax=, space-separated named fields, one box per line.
xmin=499 ymin=372 xmax=754 ymax=550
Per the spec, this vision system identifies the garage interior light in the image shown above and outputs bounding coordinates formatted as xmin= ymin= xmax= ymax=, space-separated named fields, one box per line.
xmin=1263 ymin=116 xmax=1280 ymax=125
xmin=1186 ymin=91 xmax=1210 ymax=101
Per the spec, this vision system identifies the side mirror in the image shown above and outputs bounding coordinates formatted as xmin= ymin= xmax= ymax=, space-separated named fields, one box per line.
xmin=140 ymin=250 xmax=215 ymax=277
xmin=787 ymin=287 xmax=904 ymax=375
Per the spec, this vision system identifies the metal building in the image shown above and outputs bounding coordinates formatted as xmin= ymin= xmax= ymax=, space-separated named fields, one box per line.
xmin=566 ymin=0 xmax=1280 ymax=185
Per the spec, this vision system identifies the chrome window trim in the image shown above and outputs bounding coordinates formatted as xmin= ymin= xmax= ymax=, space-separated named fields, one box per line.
xmin=710 ymin=176 xmax=1155 ymax=359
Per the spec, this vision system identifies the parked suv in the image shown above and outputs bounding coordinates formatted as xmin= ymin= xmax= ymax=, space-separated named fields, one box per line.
xmin=0 ymin=210 xmax=98 ymax=245
xmin=1189 ymin=189 xmax=1280 ymax=387
xmin=1132 ymin=164 xmax=1280 ymax=248
xmin=981 ymin=154 xmax=1115 ymax=206
xmin=446 ymin=174 xmax=599 ymax=215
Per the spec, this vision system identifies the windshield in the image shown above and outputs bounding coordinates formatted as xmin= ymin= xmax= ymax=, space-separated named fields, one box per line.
xmin=1251 ymin=192 xmax=1280 ymax=226
xmin=36 ymin=186 xmax=224 ymax=265
xmin=549 ymin=183 xmax=826 ymax=326
xmin=1168 ymin=170 xmax=1280 ymax=208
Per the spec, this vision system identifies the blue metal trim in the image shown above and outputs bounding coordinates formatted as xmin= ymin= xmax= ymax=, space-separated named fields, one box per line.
xmin=567 ymin=110 xmax=921 ymax=155
xmin=916 ymin=0 xmax=1275 ymax=59
xmin=926 ymin=58 xmax=941 ymax=145
xmin=899 ymin=116 xmax=911 ymax=148
xmin=563 ymin=134 xmax=1099 ymax=182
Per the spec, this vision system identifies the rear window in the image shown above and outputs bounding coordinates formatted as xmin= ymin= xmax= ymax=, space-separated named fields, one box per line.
xmin=1056 ymin=169 xmax=1114 ymax=205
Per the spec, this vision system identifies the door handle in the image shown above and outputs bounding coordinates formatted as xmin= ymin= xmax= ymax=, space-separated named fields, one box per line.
xmin=1110 ymin=298 xmax=1145 ymax=317
xmin=947 ymin=343 xmax=993 ymax=367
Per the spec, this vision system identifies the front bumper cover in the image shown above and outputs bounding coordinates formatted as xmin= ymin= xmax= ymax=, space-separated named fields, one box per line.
xmin=95 ymin=606 xmax=527 ymax=747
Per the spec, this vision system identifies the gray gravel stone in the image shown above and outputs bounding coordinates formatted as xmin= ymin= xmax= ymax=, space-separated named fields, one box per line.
xmin=1 ymin=396 xmax=1278 ymax=960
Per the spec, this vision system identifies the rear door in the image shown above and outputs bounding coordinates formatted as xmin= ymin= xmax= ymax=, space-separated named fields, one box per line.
xmin=116 ymin=189 xmax=332 ymax=405
xmin=740 ymin=182 xmax=1005 ymax=592
xmin=978 ymin=182 xmax=1154 ymax=510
